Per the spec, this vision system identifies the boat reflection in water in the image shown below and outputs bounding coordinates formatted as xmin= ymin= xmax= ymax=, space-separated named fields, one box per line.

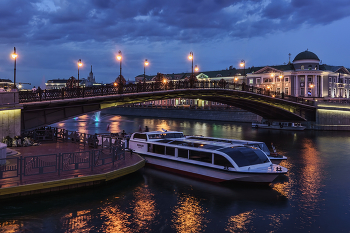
xmin=143 ymin=167 xmax=288 ymax=232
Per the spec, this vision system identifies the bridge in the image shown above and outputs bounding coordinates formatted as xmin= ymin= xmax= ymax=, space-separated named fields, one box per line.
xmin=19 ymin=81 xmax=316 ymax=131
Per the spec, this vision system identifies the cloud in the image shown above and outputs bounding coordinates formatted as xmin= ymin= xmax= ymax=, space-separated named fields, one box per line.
xmin=0 ymin=0 xmax=349 ymax=45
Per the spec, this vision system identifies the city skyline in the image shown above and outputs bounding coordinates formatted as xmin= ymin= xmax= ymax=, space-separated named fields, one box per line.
xmin=1 ymin=0 xmax=350 ymax=87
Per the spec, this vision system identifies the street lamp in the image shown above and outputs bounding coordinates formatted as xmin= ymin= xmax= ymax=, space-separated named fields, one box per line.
xmin=240 ymin=60 xmax=246 ymax=83
xmin=279 ymin=73 xmax=284 ymax=98
xmin=194 ymin=65 xmax=199 ymax=72
xmin=188 ymin=51 xmax=194 ymax=78
xmin=77 ymin=59 xmax=82 ymax=87
xmin=116 ymin=50 xmax=122 ymax=84
xmin=144 ymin=59 xmax=149 ymax=83
xmin=11 ymin=47 xmax=17 ymax=89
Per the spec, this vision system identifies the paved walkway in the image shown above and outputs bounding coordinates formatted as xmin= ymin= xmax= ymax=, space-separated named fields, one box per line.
xmin=0 ymin=141 xmax=144 ymax=198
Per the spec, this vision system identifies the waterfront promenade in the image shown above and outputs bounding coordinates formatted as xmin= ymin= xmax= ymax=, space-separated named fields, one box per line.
xmin=0 ymin=140 xmax=145 ymax=199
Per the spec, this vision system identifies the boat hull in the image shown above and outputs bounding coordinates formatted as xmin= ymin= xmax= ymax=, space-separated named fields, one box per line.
xmin=140 ymin=153 xmax=281 ymax=183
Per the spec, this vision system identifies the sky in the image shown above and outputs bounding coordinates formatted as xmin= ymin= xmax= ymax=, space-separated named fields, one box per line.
xmin=1 ymin=0 xmax=350 ymax=88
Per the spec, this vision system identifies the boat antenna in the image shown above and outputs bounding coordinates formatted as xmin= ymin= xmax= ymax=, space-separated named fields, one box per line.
xmin=161 ymin=128 xmax=167 ymax=132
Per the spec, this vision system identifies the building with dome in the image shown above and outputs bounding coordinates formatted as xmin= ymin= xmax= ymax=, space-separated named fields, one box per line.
xmin=245 ymin=50 xmax=350 ymax=99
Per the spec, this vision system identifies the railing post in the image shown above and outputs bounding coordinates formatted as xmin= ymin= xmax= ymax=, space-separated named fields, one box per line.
xmin=58 ymin=153 xmax=61 ymax=176
xmin=91 ymin=150 xmax=94 ymax=172
xmin=19 ymin=156 xmax=23 ymax=184
xmin=83 ymin=86 xmax=85 ymax=98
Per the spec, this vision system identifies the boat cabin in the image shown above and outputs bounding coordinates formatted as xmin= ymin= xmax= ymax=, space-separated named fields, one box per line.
xmin=129 ymin=131 xmax=271 ymax=170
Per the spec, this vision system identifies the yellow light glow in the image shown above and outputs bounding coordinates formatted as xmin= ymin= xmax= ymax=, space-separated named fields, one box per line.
xmin=272 ymin=95 xmax=275 ymax=97
xmin=194 ymin=66 xmax=199 ymax=72
xmin=267 ymin=86 xmax=270 ymax=89
xmin=117 ymin=55 xmax=122 ymax=61
xmin=240 ymin=63 xmax=244 ymax=67
xmin=114 ymin=82 xmax=117 ymax=86
xmin=78 ymin=62 xmax=82 ymax=67
xmin=11 ymin=54 xmax=17 ymax=59
xmin=163 ymin=79 xmax=167 ymax=83
xmin=279 ymin=75 xmax=283 ymax=78
xmin=145 ymin=61 xmax=149 ymax=66
xmin=234 ymin=77 xmax=238 ymax=81
xmin=271 ymin=73 xmax=274 ymax=77
xmin=310 ymin=84 xmax=314 ymax=88
xmin=188 ymin=55 xmax=193 ymax=60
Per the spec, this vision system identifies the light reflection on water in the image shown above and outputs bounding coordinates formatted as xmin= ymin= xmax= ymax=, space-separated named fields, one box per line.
xmin=1 ymin=113 xmax=350 ymax=232
xmin=171 ymin=194 xmax=208 ymax=233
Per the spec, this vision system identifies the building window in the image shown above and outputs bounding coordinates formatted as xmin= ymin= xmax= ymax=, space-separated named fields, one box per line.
xmin=308 ymin=89 xmax=312 ymax=96
xmin=285 ymin=87 xmax=289 ymax=95
xmin=334 ymin=78 xmax=336 ymax=82
xmin=249 ymin=79 xmax=253 ymax=84
xmin=345 ymin=79 xmax=347 ymax=84
xmin=329 ymin=77 xmax=332 ymax=82
xmin=300 ymin=88 xmax=305 ymax=96
xmin=277 ymin=88 xmax=280 ymax=93
xmin=334 ymin=89 xmax=336 ymax=97
xmin=300 ymin=77 xmax=305 ymax=82
xmin=285 ymin=77 xmax=289 ymax=82
xmin=256 ymin=78 xmax=261 ymax=84
xmin=308 ymin=77 xmax=312 ymax=82
xmin=328 ymin=88 xmax=331 ymax=97
xmin=315 ymin=65 xmax=318 ymax=70
xmin=301 ymin=65 xmax=304 ymax=70
xmin=308 ymin=65 xmax=312 ymax=70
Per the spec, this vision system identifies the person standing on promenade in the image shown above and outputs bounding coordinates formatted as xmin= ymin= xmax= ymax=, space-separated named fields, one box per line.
xmin=138 ymin=125 xmax=142 ymax=132
xmin=145 ymin=126 xmax=149 ymax=132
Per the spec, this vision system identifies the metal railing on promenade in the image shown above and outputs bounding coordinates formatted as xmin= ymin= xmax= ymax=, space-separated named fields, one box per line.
xmin=19 ymin=81 xmax=315 ymax=106
xmin=0 ymin=127 xmax=126 ymax=183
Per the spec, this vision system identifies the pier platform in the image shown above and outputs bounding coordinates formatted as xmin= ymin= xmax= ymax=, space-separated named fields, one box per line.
xmin=0 ymin=141 xmax=145 ymax=200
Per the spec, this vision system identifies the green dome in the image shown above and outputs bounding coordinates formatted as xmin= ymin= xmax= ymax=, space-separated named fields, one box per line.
xmin=293 ymin=50 xmax=320 ymax=62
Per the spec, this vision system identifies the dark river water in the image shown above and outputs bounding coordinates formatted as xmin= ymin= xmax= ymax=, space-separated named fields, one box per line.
xmin=1 ymin=112 xmax=350 ymax=232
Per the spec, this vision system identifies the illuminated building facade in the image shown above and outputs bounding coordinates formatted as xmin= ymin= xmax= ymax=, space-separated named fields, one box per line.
xmin=135 ymin=50 xmax=350 ymax=107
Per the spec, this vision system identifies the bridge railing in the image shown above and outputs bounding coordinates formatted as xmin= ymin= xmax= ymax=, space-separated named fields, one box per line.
xmin=19 ymin=81 xmax=315 ymax=106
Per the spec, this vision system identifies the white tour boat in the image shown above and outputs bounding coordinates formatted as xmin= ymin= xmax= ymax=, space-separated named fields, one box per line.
xmin=186 ymin=136 xmax=287 ymax=164
xmin=128 ymin=131 xmax=287 ymax=183
xmin=252 ymin=121 xmax=305 ymax=130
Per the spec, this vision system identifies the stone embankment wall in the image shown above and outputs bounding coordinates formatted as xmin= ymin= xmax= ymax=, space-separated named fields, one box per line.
xmin=315 ymin=102 xmax=350 ymax=130
xmin=103 ymin=106 xmax=259 ymax=123
xmin=0 ymin=91 xmax=21 ymax=139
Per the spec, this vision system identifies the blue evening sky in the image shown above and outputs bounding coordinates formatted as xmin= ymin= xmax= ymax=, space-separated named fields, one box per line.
xmin=0 ymin=0 xmax=350 ymax=88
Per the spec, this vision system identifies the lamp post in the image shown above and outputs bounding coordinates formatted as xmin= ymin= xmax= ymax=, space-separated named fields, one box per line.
xmin=188 ymin=51 xmax=193 ymax=78
xmin=11 ymin=47 xmax=17 ymax=89
xmin=279 ymin=73 xmax=284 ymax=98
xmin=144 ymin=59 xmax=149 ymax=83
xmin=194 ymin=65 xmax=199 ymax=72
xmin=116 ymin=50 xmax=122 ymax=84
xmin=240 ymin=60 xmax=246 ymax=83
xmin=77 ymin=59 xmax=82 ymax=87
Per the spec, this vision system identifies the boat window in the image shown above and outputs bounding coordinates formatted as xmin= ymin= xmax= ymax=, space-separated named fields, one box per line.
xmin=189 ymin=150 xmax=212 ymax=163
xmin=153 ymin=145 xmax=165 ymax=155
xmin=133 ymin=133 xmax=147 ymax=140
xmin=178 ymin=149 xmax=188 ymax=159
xmin=165 ymin=147 xmax=175 ymax=156
xmin=202 ymin=145 xmax=223 ymax=150
xmin=214 ymin=154 xmax=233 ymax=168
xmin=218 ymin=147 xmax=269 ymax=167
xmin=148 ymin=134 xmax=162 ymax=139
xmin=164 ymin=133 xmax=184 ymax=138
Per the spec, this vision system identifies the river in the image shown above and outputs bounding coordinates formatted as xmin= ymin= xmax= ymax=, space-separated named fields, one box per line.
xmin=0 ymin=112 xmax=349 ymax=232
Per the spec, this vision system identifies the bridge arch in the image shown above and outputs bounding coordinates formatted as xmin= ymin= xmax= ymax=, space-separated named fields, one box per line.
xmin=21 ymin=88 xmax=316 ymax=130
